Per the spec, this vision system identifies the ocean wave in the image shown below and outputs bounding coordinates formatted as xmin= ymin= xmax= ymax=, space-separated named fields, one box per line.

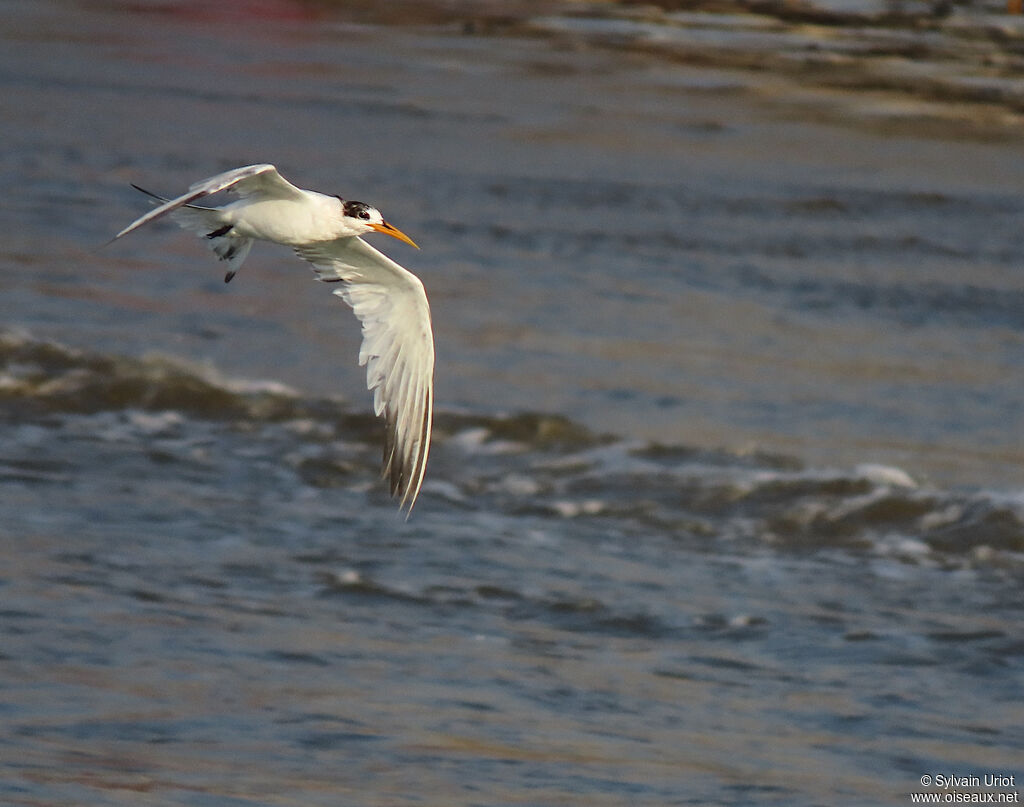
xmin=2 ymin=329 xmax=1021 ymax=568
xmin=0 ymin=327 xmax=308 ymax=421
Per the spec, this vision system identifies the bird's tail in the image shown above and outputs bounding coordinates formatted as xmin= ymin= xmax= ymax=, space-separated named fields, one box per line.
xmin=131 ymin=184 xmax=253 ymax=282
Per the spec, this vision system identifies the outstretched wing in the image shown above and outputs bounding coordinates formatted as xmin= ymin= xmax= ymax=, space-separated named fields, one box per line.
xmin=294 ymin=236 xmax=434 ymax=513
xmin=109 ymin=163 xmax=305 ymax=243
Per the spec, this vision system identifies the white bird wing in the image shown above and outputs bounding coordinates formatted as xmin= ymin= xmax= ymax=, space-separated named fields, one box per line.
xmin=294 ymin=236 xmax=434 ymax=513
xmin=110 ymin=163 xmax=305 ymax=242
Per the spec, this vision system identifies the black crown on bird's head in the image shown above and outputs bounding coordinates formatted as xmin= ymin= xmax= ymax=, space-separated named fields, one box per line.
xmin=335 ymin=196 xmax=378 ymax=223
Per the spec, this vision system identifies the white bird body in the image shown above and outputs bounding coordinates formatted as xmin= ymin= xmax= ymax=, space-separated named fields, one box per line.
xmin=110 ymin=163 xmax=433 ymax=513
xmin=216 ymin=191 xmax=361 ymax=245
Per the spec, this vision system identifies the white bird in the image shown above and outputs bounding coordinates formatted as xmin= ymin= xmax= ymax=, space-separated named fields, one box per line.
xmin=110 ymin=163 xmax=433 ymax=513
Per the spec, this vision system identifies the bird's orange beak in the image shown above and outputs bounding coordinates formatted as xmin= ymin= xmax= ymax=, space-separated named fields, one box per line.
xmin=369 ymin=221 xmax=419 ymax=249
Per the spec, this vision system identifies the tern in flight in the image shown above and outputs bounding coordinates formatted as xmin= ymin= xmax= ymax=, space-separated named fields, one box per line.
xmin=110 ymin=164 xmax=433 ymax=513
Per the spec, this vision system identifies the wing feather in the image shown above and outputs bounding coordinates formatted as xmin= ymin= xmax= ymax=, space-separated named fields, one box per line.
xmin=109 ymin=164 xmax=304 ymax=242
xmin=294 ymin=236 xmax=434 ymax=513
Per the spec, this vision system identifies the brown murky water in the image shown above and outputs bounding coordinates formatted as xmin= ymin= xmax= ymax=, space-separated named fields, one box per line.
xmin=2 ymin=2 xmax=1022 ymax=805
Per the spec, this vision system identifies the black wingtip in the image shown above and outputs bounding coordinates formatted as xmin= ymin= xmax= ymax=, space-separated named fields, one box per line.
xmin=131 ymin=183 xmax=164 ymax=200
